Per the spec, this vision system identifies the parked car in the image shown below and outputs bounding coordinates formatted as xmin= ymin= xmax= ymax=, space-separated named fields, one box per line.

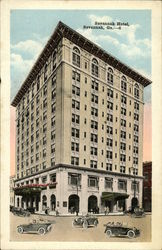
xmin=72 ymin=215 xmax=98 ymax=228
xmin=132 ymin=207 xmax=145 ymax=218
xmin=17 ymin=219 xmax=52 ymax=235
xmin=26 ymin=207 xmax=35 ymax=214
xmin=11 ymin=207 xmax=31 ymax=217
xmin=104 ymin=222 xmax=140 ymax=238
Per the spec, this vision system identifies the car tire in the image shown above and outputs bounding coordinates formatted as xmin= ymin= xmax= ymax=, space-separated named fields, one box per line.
xmin=127 ymin=230 xmax=135 ymax=238
xmin=72 ymin=221 xmax=77 ymax=227
xmin=83 ymin=221 xmax=88 ymax=229
xmin=106 ymin=229 xmax=112 ymax=237
xmin=17 ymin=226 xmax=24 ymax=234
xmin=38 ymin=227 xmax=46 ymax=235
xmin=94 ymin=220 xmax=98 ymax=227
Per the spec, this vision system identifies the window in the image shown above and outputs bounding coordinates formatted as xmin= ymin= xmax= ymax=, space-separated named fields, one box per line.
xmin=72 ymin=100 xmax=80 ymax=110
xmin=107 ymin=138 xmax=113 ymax=147
xmin=51 ymin=130 xmax=55 ymax=140
xmin=134 ymin=102 xmax=139 ymax=110
xmin=107 ymin=101 xmax=113 ymax=110
xmin=105 ymin=178 xmax=113 ymax=189
xmin=134 ymin=113 xmax=139 ymax=121
xmin=120 ymin=166 xmax=126 ymax=173
xmin=91 ymin=80 xmax=98 ymax=91
xmin=36 ymin=118 xmax=39 ymax=127
xmin=85 ymin=62 xmax=87 ymax=69
xmin=42 ymin=162 xmax=46 ymax=170
xmin=107 ymin=68 xmax=113 ymax=84
xmin=43 ymin=148 xmax=46 ymax=158
xmin=84 ymin=145 xmax=86 ymax=151
xmin=106 ymin=151 xmax=112 ymax=159
xmin=133 ymin=146 xmax=138 ymax=154
xmin=42 ymin=176 xmax=47 ymax=183
xmin=85 ymin=77 xmax=87 ymax=83
xmin=121 ymin=76 xmax=127 ymax=92
xmin=37 ymin=75 xmax=40 ymax=91
xmin=72 ymin=47 xmax=80 ymax=67
xmin=72 ymin=71 xmax=80 ymax=82
xmin=71 ymin=156 xmax=79 ymax=166
xmin=121 ymin=108 xmax=126 ymax=116
xmin=107 ymin=126 xmax=113 ymax=135
xmin=134 ymin=83 xmax=139 ymax=99
xmin=71 ymin=142 xmax=79 ymax=152
xmin=134 ymin=124 xmax=139 ymax=132
xmin=120 ymin=142 xmax=126 ymax=150
xmin=133 ymin=157 xmax=138 ymax=164
xmin=43 ymin=111 xmax=47 ymax=121
xmin=120 ymin=154 xmax=126 ymax=162
xmin=44 ymin=64 xmax=48 ymax=81
xmin=121 ymin=119 xmax=126 ymax=127
xmin=91 ymin=94 xmax=98 ymax=104
xmin=88 ymin=176 xmax=98 ymax=187
xmin=36 ymin=142 xmax=39 ymax=150
xmin=121 ymin=131 xmax=126 ymax=139
xmin=134 ymin=135 xmax=139 ymax=143
xmin=43 ymin=136 xmax=47 ymax=145
xmin=36 ymin=107 xmax=39 ymax=116
xmin=52 ymin=51 xmax=56 ymax=70
xmin=51 ymin=117 xmax=55 ymax=127
xmin=52 ymin=75 xmax=56 ymax=87
xmin=51 ymin=144 xmax=55 ymax=154
xmin=68 ymin=173 xmax=81 ymax=186
xmin=91 ymin=107 xmax=98 ymax=117
xmin=91 ymin=133 xmax=98 ymax=143
xmin=84 ymin=132 xmax=86 ymax=138
xmin=50 ymin=174 xmax=56 ymax=182
xmin=51 ymin=89 xmax=56 ymax=100
xmin=121 ymin=95 xmax=127 ymax=104
xmin=107 ymin=114 xmax=113 ymax=122
xmin=107 ymin=88 xmax=113 ymax=98
xmin=36 ymin=153 xmax=39 ymax=161
xmin=118 ymin=180 xmax=127 ymax=191
xmin=51 ymin=157 xmax=55 ymax=167
xmin=85 ymin=91 xmax=87 ymax=97
xmin=106 ymin=163 xmax=112 ymax=171
xmin=72 ymin=114 xmax=80 ymax=124
xmin=91 ymin=58 xmax=98 ymax=77
xmin=90 ymin=147 xmax=98 ymax=156
xmin=51 ymin=103 xmax=56 ymax=113
xmin=71 ymin=128 xmax=80 ymax=138
xmin=90 ymin=160 xmax=97 ymax=168
xmin=91 ymin=120 xmax=98 ymax=130
xmin=72 ymin=85 xmax=80 ymax=96
xmin=43 ymin=84 xmax=47 ymax=96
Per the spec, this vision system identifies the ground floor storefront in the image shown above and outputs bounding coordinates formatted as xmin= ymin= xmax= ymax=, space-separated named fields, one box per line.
xmin=14 ymin=165 xmax=143 ymax=215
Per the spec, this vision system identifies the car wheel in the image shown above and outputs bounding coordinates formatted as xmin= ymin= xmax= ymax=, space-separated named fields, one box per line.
xmin=38 ymin=227 xmax=46 ymax=235
xmin=106 ymin=229 xmax=112 ymax=237
xmin=17 ymin=226 xmax=24 ymax=234
xmin=127 ymin=230 xmax=135 ymax=238
xmin=72 ymin=221 xmax=77 ymax=227
xmin=94 ymin=220 xmax=98 ymax=227
xmin=83 ymin=221 xmax=88 ymax=229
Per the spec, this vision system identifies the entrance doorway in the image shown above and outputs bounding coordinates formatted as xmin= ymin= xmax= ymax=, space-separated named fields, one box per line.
xmin=88 ymin=195 xmax=98 ymax=213
xmin=68 ymin=194 xmax=79 ymax=213
xmin=131 ymin=197 xmax=139 ymax=211
xmin=42 ymin=195 xmax=47 ymax=210
xmin=51 ymin=194 xmax=56 ymax=211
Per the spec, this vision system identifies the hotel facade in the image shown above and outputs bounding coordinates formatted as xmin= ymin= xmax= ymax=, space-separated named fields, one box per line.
xmin=11 ymin=22 xmax=151 ymax=214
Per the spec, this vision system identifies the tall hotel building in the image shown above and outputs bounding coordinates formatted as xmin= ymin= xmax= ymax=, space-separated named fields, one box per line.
xmin=11 ymin=22 xmax=151 ymax=214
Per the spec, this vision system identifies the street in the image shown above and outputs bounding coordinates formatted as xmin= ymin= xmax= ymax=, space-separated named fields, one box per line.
xmin=10 ymin=212 xmax=151 ymax=242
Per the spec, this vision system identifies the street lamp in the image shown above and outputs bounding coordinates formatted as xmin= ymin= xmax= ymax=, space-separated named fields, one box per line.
xmin=129 ymin=167 xmax=137 ymax=211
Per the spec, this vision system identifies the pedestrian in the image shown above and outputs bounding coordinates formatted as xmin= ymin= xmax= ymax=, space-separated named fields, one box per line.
xmin=106 ymin=206 xmax=109 ymax=215
xmin=104 ymin=206 xmax=107 ymax=215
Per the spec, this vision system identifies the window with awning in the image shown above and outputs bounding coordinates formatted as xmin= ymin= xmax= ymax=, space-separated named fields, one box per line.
xmin=101 ymin=192 xmax=129 ymax=201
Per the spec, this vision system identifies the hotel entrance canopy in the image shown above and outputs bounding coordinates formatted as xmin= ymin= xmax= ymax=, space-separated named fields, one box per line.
xmin=101 ymin=192 xmax=129 ymax=201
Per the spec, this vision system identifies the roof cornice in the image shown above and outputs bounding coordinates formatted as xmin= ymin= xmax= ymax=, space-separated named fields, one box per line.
xmin=11 ymin=21 xmax=152 ymax=107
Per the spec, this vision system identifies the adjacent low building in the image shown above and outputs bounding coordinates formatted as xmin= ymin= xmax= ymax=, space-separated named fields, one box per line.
xmin=10 ymin=175 xmax=15 ymax=207
xmin=143 ymin=161 xmax=152 ymax=212
xmin=11 ymin=21 xmax=151 ymax=214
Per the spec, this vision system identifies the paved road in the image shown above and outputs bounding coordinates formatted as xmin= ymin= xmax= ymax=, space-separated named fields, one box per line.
xmin=10 ymin=212 xmax=151 ymax=242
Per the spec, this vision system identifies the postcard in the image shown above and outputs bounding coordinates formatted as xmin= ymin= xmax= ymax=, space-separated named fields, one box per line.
xmin=1 ymin=1 xmax=162 ymax=250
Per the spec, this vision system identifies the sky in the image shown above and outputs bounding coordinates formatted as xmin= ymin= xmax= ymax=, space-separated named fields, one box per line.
xmin=10 ymin=10 xmax=152 ymax=175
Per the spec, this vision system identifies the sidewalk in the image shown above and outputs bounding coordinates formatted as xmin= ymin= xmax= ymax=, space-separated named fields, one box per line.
xmin=35 ymin=211 xmax=125 ymax=217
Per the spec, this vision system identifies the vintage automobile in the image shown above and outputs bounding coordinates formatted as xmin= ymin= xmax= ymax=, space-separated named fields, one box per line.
xmin=104 ymin=222 xmax=140 ymax=238
xmin=132 ymin=207 xmax=145 ymax=218
xmin=17 ymin=219 xmax=52 ymax=235
xmin=72 ymin=215 xmax=99 ymax=228
xmin=11 ymin=207 xmax=31 ymax=217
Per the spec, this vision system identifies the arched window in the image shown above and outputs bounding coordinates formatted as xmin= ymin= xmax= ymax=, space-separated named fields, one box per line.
xmin=134 ymin=83 xmax=139 ymax=99
xmin=92 ymin=58 xmax=99 ymax=77
xmin=121 ymin=76 xmax=127 ymax=92
xmin=107 ymin=67 xmax=113 ymax=84
xmin=72 ymin=47 xmax=80 ymax=67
